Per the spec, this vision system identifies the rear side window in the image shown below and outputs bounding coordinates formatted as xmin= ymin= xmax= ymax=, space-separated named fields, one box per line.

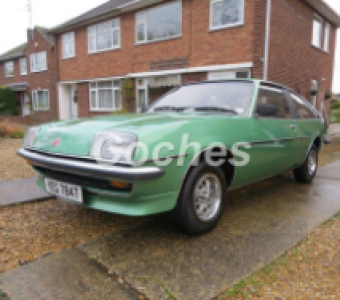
xmin=290 ymin=93 xmax=318 ymax=119
xmin=256 ymin=86 xmax=292 ymax=118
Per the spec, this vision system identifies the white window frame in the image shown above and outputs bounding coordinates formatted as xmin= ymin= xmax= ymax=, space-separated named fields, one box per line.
xmin=62 ymin=32 xmax=76 ymax=59
xmin=20 ymin=58 xmax=27 ymax=76
xmin=88 ymin=19 xmax=121 ymax=54
xmin=135 ymin=1 xmax=183 ymax=45
xmin=208 ymin=69 xmax=250 ymax=80
xmin=32 ymin=90 xmax=50 ymax=111
xmin=30 ymin=51 xmax=47 ymax=73
xmin=324 ymin=23 xmax=330 ymax=52
xmin=312 ymin=14 xmax=323 ymax=48
xmin=4 ymin=61 xmax=14 ymax=78
xmin=136 ymin=78 xmax=149 ymax=111
xmin=209 ymin=0 xmax=245 ymax=31
xmin=89 ymin=80 xmax=122 ymax=112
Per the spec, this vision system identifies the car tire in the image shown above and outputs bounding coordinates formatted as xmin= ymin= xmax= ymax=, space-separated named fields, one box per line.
xmin=293 ymin=144 xmax=318 ymax=183
xmin=171 ymin=162 xmax=227 ymax=236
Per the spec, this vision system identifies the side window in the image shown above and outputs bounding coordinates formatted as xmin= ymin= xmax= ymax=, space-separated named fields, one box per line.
xmin=256 ymin=86 xmax=292 ymax=118
xmin=290 ymin=93 xmax=318 ymax=119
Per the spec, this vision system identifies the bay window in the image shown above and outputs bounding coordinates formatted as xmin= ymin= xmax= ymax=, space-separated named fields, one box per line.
xmin=88 ymin=19 xmax=120 ymax=53
xmin=210 ymin=0 xmax=244 ymax=30
xmin=32 ymin=90 xmax=49 ymax=111
xmin=136 ymin=1 xmax=182 ymax=44
xmin=90 ymin=80 xmax=122 ymax=111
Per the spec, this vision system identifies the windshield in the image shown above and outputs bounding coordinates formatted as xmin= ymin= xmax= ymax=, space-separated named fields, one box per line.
xmin=148 ymin=81 xmax=254 ymax=116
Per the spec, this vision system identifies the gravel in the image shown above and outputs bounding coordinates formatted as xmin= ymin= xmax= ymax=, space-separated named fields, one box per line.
xmin=0 ymin=139 xmax=34 ymax=182
xmin=1 ymin=136 xmax=340 ymax=296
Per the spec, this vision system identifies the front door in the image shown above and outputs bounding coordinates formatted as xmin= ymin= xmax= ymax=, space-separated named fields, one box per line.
xmin=69 ymin=86 xmax=78 ymax=119
xmin=249 ymin=85 xmax=297 ymax=180
xmin=21 ymin=93 xmax=30 ymax=116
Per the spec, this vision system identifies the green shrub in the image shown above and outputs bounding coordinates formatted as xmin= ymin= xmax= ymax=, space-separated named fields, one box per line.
xmin=332 ymin=108 xmax=340 ymax=118
xmin=0 ymin=87 xmax=18 ymax=116
xmin=111 ymin=108 xmax=130 ymax=115
xmin=331 ymin=101 xmax=340 ymax=110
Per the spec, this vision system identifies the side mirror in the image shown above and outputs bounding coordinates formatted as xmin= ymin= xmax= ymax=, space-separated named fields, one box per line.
xmin=256 ymin=104 xmax=279 ymax=117
xmin=141 ymin=106 xmax=149 ymax=113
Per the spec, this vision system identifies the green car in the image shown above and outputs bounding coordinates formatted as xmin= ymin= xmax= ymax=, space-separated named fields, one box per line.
xmin=19 ymin=79 xmax=327 ymax=235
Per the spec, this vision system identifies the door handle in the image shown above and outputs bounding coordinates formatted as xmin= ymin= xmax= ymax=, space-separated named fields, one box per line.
xmin=290 ymin=124 xmax=297 ymax=130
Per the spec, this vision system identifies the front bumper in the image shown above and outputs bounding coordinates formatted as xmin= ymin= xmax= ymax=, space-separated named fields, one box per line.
xmin=18 ymin=148 xmax=165 ymax=181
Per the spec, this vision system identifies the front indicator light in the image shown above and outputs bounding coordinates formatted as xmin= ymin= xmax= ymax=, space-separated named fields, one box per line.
xmin=109 ymin=181 xmax=132 ymax=190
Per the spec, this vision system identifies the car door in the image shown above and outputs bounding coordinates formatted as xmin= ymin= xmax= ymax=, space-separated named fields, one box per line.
xmin=288 ymin=91 xmax=323 ymax=165
xmin=249 ymin=84 xmax=298 ymax=180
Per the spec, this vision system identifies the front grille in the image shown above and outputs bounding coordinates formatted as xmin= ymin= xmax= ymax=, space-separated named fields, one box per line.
xmin=34 ymin=166 xmax=132 ymax=193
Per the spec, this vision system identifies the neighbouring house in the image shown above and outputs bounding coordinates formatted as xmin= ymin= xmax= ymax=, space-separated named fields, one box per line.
xmin=47 ymin=0 xmax=340 ymax=120
xmin=0 ymin=27 xmax=59 ymax=123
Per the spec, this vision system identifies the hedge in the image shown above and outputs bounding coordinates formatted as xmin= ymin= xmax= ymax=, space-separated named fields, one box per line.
xmin=0 ymin=87 xmax=18 ymax=116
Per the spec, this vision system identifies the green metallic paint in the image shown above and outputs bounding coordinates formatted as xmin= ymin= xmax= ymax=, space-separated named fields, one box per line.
xmin=29 ymin=79 xmax=326 ymax=216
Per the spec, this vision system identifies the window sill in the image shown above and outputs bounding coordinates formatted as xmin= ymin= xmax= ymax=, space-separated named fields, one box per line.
xmin=135 ymin=35 xmax=182 ymax=46
xmin=88 ymin=47 xmax=121 ymax=55
xmin=208 ymin=23 xmax=244 ymax=33
xmin=21 ymin=74 xmax=28 ymax=76
xmin=311 ymin=45 xmax=329 ymax=54
xmin=62 ymin=55 xmax=76 ymax=60
xmin=5 ymin=76 xmax=15 ymax=78
xmin=31 ymin=69 xmax=48 ymax=73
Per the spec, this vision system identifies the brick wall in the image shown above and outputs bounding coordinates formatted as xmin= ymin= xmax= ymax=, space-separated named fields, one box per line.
xmin=57 ymin=0 xmax=255 ymax=82
xmin=268 ymin=0 xmax=336 ymax=116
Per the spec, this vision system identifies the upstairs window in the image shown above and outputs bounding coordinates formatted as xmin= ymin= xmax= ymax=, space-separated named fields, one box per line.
xmin=4 ymin=61 xmax=14 ymax=77
xmin=324 ymin=23 xmax=330 ymax=52
xmin=88 ymin=19 xmax=120 ymax=53
xmin=30 ymin=52 xmax=47 ymax=72
xmin=62 ymin=32 xmax=75 ymax=58
xmin=90 ymin=80 xmax=122 ymax=111
xmin=32 ymin=90 xmax=49 ymax=111
xmin=136 ymin=1 xmax=182 ymax=44
xmin=312 ymin=15 xmax=322 ymax=48
xmin=20 ymin=58 xmax=27 ymax=75
xmin=210 ymin=0 xmax=244 ymax=30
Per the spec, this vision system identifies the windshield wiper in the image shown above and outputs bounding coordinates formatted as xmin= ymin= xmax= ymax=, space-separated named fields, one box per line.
xmin=194 ymin=106 xmax=239 ymax=115
xmin=154 ymin=106 xmax=187 ymax=112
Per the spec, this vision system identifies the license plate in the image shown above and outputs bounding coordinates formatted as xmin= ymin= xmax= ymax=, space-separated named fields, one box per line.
xmin=45 ymin=178 xmax=83 ymax=203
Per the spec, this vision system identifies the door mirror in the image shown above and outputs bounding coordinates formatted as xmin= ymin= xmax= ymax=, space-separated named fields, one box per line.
xmin=141 ymin=106 xmax=149 ymax=113
xmin=256 ymin=104 xmax=279 ymax=117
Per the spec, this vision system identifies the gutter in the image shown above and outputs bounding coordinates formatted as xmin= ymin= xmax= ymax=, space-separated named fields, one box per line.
xmin=263 ymin=0 xmax=272 ymax=81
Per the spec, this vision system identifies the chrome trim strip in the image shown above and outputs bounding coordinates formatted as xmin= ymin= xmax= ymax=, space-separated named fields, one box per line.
xmin=27 ymin=147 xmax=95 ymax=161
xmin=250 ymin=136 xmax=310 ymax=145
xmin=18 ymin=148 xmax=165 ymax=181
xmin=142 ymin=154 xmax=189 ymax=164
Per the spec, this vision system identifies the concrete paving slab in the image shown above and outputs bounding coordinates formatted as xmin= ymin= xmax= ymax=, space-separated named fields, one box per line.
xmin=0 ymin=249 xmax=137 ymax=300
xmin=317 ymin=160 xmax=340 ymax=180
xmin=81 ymin=170 xmax=340 ymax=300
xmin=0 ymin=178 xmax=50 ymax=206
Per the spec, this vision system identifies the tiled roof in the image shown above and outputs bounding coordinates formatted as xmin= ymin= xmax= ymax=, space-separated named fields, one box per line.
xmin=36 ymin=26 xmax=55 ymax=45
xmin=0 ymin=43 xmax=27 ymax=62
xmin=50 ymin=0 xmax=133 ymax=32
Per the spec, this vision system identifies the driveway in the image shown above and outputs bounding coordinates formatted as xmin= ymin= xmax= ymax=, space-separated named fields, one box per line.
xmin=1 ymin=161 xmax=340 ymax=300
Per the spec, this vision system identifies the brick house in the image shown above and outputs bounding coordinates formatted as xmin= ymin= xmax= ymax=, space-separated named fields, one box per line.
xmin=0 ymin=27 xmax=59 ymax=123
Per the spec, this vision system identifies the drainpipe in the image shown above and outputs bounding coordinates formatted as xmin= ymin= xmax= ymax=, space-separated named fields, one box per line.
xmin=263 ymin=0 xmax=272 ymax=81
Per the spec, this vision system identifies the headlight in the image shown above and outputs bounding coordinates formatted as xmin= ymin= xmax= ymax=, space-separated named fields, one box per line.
xmin=90 ymin=131 xmax=138 ymax=164
xmin=23 ymin=126 xmax=41 ymax=148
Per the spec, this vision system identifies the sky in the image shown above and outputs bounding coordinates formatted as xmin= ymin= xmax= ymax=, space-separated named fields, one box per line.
xmin=0 ymin=0 xmax=339 ymax=93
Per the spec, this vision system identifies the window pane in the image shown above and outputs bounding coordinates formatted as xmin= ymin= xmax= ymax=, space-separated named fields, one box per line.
xmin=115 ymin=90 xmax=121 ymax=109
xmin=138 ymin=89 xmax=146 ymax=108
xmin=112 ymin=19 xmax=120 ymax=28
xmin=145 ymin=2 xmax=182 ymax=41
xmin=89 ymin=35 xmax=95 ymax=52
xmin=236 ymin=71 xmax=249 ymax=78
xmin=97 ymin=22 xmax=111 ymax=33
xmin=20 ymin=59 xmax=27 ymax=75
xmin=113 ymin=30 xmax=119 ymax=46
xmin=91 ymin=91 xmax=97 ymax=108
xmin=137 ymin=23 xmax=146 ymax=41
xmin=113 ymin=80 xmax=121 ymax=87
xmin=98 ymin=90 xmax=113 ymax=109
xmin=97 ymin=31 xmax=113 ymax=50
xmin=290 ymin=93 xmax=317 ymax=119
xmin=212 ymin=0 xmax=243 ymax=28
xmin=256 ymin=87 xmax=291 ymax=118
xmin=98 ymin=81 xmax=112 ymax=88
xmin=312 ymin=18 xmax=322 ymax=47
xmin=324 ymin=24 xmax=330 ymax=52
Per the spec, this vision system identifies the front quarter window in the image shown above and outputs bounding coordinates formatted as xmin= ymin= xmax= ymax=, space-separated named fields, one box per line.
xmin=149 ymin=81 xmax=254 ymax=116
